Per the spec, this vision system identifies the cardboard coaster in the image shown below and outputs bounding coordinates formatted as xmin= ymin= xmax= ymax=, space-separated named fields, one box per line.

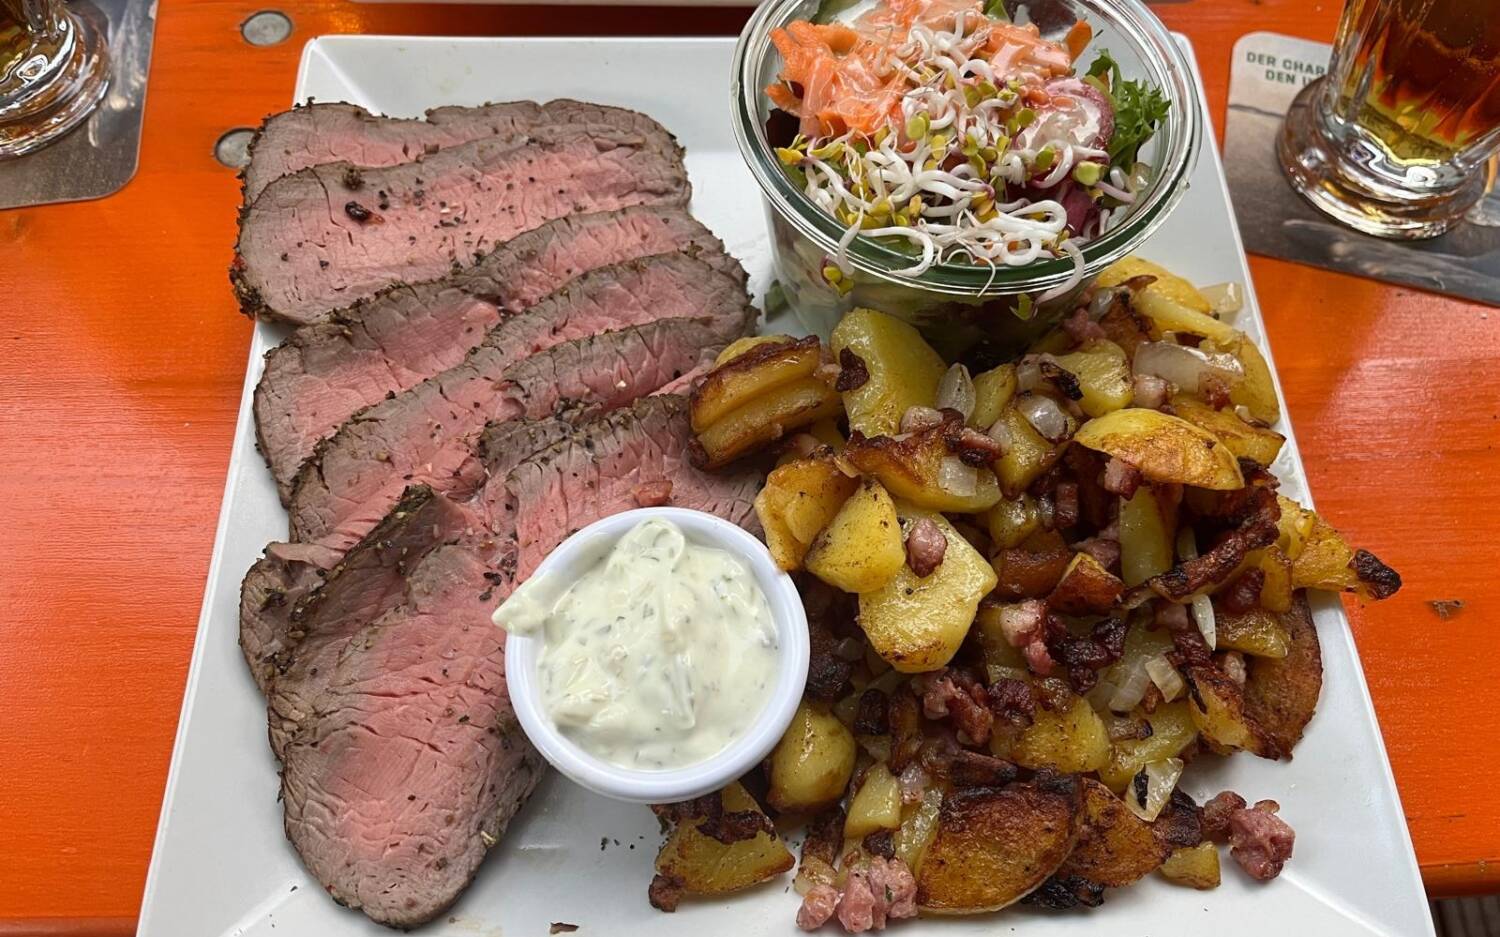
xmin=1224 ymin=31 xmax=1500 ymax=305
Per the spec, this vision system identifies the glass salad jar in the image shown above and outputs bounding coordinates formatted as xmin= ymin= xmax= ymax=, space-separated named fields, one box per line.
xmin=731 ymin=0 xmax=1202 ymax=356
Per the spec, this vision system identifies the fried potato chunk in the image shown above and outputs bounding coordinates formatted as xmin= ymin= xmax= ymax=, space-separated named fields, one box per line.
xmin=767 ymin=701 xmax=857 ymax=812
xmin=916 ymin=777 xmax=1084 ymax=913
xmin=831 ymin=307 xmax=946 ymax=437
xmin=804 ymin=477 xmax=906 ymax=593
xmin=1242 ymin=594 xmax=1323 ymax=755
xmin=691 ymin=335 xmax=823 ymax=431
xmin=654 ymin=782 xmax=794 ymax=897
xmin=754 ymin=456 xmax=858 ymax=571
xmin=1159 ymin=842 xmax=1221 ymax=889
xmin=843 ymin=422 xmax=1003 ymax=514
xmin=1057 ymin=778 xmax=1171 ymax=887
xmin=859 ymin=508 xmax=996 ymax=673
xmin=1074 ymin=408 xmax=1244 ymax=490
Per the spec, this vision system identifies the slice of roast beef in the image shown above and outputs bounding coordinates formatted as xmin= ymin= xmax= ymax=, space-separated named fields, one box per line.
xmin=280 ymin=539 xmax=541 ymax=929
xmin=278 ymin=396 xmax=763 ymax=928
xmin=253 ymin=208 xmax=741 ymax=501
xmin=261 ymin=416 xmax=570 ymax=752
xmin=507 ymin=395 xmax=763 ymax=580
xmin=288 ymin=255 xmax=755 ymax=552
xmin=239 ymin=541 xmax=343 ymax=694
xmin=233 ymin=126 xmax=689 ymax=324
xmin=242 ymin=99 xmax=679 ymax=202
xmin=263 ymin=489 xmax=487 ymax=757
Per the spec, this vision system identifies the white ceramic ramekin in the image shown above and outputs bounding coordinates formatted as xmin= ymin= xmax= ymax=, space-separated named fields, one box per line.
xmin=501 ymin=506 xmax=809 ymax=805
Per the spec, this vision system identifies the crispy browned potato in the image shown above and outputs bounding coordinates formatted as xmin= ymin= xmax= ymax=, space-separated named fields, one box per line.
xmin=992 ymin=529 xmax=1073 ymax=600
xmin=970 ymin=363 xmax=1018 ymax=430
xmin=654 ymin=782 xmax=794 ymax=896
xmin=1097 ymin=257 xmax=1214 ymax=315
xmin=1074 ymin=408 xmax=1244 ymax=490
xmin=845 ymin=763 xmax=903 ymax=838
xmin=1051 ymin=340 xmax=1133 ymax=418
xmin=843 ymin=423 xmax=1003 ymax=514
xmin=1099 ymin=702 xmax=1199 ymax=793
xmin=1118 ymin=484 xmax=1177 ymax=587
xmin=916 ymin=777 xmax=1084 ymax=913
xmin=1159 ymin=842 xmax=1221 ymax=889
xmin=1171 ymin=397 xmax=1285 ymax=467
xmin=1057 ymin=779 xmax=1171 ymax=887
xmin=1257 ymin=546 xmax=1295 ymax=613
xmin=691 ymin=336 xmax=822 ymax=431
xmin=1047 ymin=552 xmax=1125 ymax=615
xmin=995 ymin=696 xmax=1111 ymax=773
xmin=761 ymin=456 xmax=859 ymax=545
xmin=1184 ymin=663 xmax=1280 ymax=759
xmin=1290 ymin=507 xmax=1403 ymax=599
xmin=1242 ymin=593 xmax=1323 ymax=756
xmin=693 ymin=377 xmax=843 ymax=470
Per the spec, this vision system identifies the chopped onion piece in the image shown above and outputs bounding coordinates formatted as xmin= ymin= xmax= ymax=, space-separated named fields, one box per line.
xmin=1191 ymin=593 xmax=1217 ymax=651
xmin=794 ymin=856 xmax=837 ymax=896
xmin=1016 ymin=357 xmax=1044 ymax=392
xmin=1144 ymin=654 xmax=1185 ymax=702
xmin=1107 ymin=659 xmax=1152 ymax=713
xmin=1125 ymin=756 xmax=1184 ymax=822
xmin=1088 ymin=287 xmax=1120 ymax=319
xmin=938 ymin=456 xmax=979 ymax=496
xmin=900 ymin=405 xmax=945 ymax=434
xmin=1016 ymin=393 xmax=1072 ymax=443
xmin=1176 ymin=526 xmax=1199 ymax=562
xmin=1133 ymin=341 xmax=1244 ymax=393
xmin=986 ymin=416 xmax=1015 ymax=451
xmin=894 ymin=786 xmax=943 ymax=871
xmin=1200 ymin=281 xmax=1244 ymax=317
xmin=1175 ymin=528 xmax=1216 ymax=649
xmin=833 ymin=692 xmax=861 ymax=727
xmin=937 ymin=364 xmax=977 ymax=423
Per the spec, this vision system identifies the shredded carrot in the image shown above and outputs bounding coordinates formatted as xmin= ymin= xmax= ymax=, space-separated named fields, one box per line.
xmin=765 ymin=0 xmax=1080 ymax=139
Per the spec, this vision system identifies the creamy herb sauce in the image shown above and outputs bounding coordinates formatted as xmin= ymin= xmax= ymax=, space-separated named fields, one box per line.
xmin=494 ymin=518 xmax=779 ymax=770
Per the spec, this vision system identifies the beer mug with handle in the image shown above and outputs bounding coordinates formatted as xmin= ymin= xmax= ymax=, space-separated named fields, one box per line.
xmin=1278 ymin=0 xmax=1500 ymax=239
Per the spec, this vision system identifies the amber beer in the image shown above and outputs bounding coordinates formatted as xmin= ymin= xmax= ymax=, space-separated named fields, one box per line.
xmin=1330 ymin=0 xmax=1500 ymax=164
xmin=0 ymin=0 xmax=108 ymax=158
xmin=1278 ymin=0 xmax=1500 ymax=238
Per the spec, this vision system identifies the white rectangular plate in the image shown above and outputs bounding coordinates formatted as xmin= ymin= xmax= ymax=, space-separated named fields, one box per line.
xmin=139 ymin=35 xmax=1432 ymax=937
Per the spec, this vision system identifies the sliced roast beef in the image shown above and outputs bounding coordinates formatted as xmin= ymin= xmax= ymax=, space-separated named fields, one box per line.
xmin=263 ymin=489 xmax=486 ymax=756
xmin=253 ymin=208 xmax=741 ymax=500
xmin=239 ymin=541 xmax=342 ymax=694
xmin=280 ymin=538 xmax=540 ymax=929
xmin=233 ymin=125 xmax=689 ymax=324
xmin=278 ymin=396 xmax=763 ymax=928
xmin=242 ymin=99 xmax=678 ymax=202
xmin=288 ymin=254 xmax=755 ymax=552
xmin=507 ymin=395 xmax=763 ymax=580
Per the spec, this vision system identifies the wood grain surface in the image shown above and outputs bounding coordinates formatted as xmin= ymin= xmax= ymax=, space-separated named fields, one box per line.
xmin=1 ymin=0 xmax=1496 ymax=932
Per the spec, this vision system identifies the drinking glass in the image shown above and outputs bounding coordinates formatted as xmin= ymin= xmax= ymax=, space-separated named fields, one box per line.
xmin=0 ymin=0 xmax=109 ymax=158
xmin=1278 ymin=0 xmax=1500 ymax=239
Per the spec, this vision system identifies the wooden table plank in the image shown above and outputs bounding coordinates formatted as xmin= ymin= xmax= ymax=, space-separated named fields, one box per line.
xmin=1 ymin=0 xmax=1496 ymax=930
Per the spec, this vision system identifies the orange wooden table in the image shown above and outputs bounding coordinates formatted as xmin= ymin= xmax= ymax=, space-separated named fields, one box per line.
xmin=2 ymin=0 xmax=1497 ymax=933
